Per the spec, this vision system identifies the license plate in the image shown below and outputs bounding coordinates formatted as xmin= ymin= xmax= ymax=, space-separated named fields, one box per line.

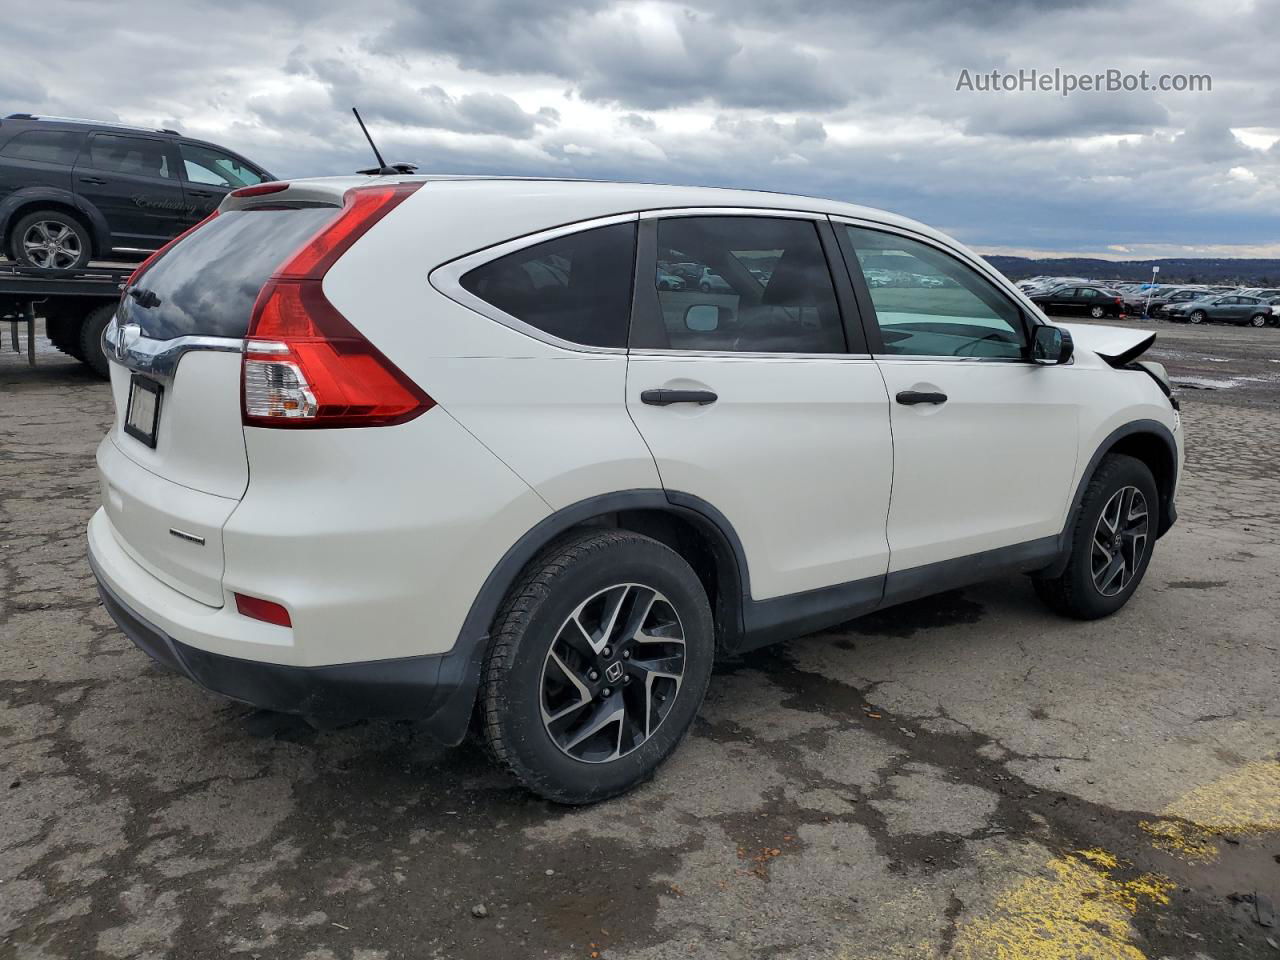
xmin=124 ymin=375 xmax=163 ymax=448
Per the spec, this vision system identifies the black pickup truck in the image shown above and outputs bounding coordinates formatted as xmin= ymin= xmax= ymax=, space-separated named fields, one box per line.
xmin=0 ymin=262 xmax=126 ymax=376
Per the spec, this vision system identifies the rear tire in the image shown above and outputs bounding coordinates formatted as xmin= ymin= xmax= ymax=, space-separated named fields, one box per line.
xmin=45 ymin=316 xmax=84 ymax=359
xmin=10 ymin=210 xmax=92 ymax=270
xmin=481 ymin=529 xmax=714 ymax=804
xmin=1249 ymin=314 xmax=1267 ymax=328
xmin=1034 ymin=454 xmax=1158 ymax=620
xmin=79 ymin=304 xmax=115 ymax=379
xmin=1089 ymin=305 xmax=1105 ymax=319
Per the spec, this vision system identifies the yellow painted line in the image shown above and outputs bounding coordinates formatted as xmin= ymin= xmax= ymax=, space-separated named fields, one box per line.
xmin=949 ymin=848 xmax=1173 ymax=960
xmin=1141 ymin=758 xmax=1280 ymax=861
xmin=947 ymin=758 xmax=1279 ymax=958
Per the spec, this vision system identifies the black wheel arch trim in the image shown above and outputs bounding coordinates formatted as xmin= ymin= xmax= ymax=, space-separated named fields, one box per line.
xmin=443 ymin=489 xmax=750 ymax=743
xmin=0 ymin=186 xmax=111 ymax=257
xmin=1038 ymin=418 xmax=1179 ymax=579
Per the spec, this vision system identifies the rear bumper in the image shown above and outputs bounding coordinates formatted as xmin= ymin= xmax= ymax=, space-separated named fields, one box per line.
xmin=88 ymin=534 xmax=482 ymax=741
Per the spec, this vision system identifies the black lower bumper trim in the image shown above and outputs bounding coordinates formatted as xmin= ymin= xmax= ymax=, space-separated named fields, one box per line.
xmin=89 ymin=554 xmax=482 ymax=743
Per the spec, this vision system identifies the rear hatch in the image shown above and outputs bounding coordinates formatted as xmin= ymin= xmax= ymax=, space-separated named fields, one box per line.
xmin=103 ymin=201 xmax=342 ymax=606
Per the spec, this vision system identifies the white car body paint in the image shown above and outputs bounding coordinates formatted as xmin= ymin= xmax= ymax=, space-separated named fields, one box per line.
xmin=88 ymin=176 xmax=1182 ymax=683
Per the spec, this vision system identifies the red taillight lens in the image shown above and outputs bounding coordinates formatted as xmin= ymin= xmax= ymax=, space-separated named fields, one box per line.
xmin=243 ymin=280 xmax=433 ymax=427
xmin=231 ymin=181 xmax=289 ymax=198
xmin=279 ymin=182 xmax=421 ymax=280
xmin=125 ymin=211 xmax=219 ymax=288
xmin=234 ymin=592 xmax=292 ymax=627
xmin=241 ymin=180 xmax=432 ymax=429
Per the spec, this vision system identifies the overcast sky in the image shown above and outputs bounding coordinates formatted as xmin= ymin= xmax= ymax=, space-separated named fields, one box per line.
xmin=4 ymin=0 xmax=1278 ymax=258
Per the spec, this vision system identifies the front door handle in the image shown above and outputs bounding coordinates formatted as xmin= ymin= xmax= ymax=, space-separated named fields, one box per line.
xmin=641 ymin=389 xmax=718 ymax=406
xmin=895 ymin=390 xmax=948 ymax=405
xmin=79 ymin=176 xmax=107 ymax=185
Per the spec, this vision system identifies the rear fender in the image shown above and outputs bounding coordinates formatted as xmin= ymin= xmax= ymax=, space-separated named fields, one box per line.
xmin=0 ymin=186 xmax=111 ymax=255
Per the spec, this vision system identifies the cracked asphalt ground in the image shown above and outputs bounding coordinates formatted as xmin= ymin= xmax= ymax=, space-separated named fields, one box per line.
xmin=2 ymin=316 xmax=1278 ymax=960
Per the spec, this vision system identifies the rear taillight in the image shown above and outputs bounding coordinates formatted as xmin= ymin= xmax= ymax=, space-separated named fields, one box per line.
xmin=125 ymin=211 xmax=219 ymax=288
xmin=241 ymin=182 xmax=433 ymax=429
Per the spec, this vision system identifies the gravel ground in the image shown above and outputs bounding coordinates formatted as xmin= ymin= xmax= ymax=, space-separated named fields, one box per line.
xmin=1 ymin=316 xmax=1277 ymax=960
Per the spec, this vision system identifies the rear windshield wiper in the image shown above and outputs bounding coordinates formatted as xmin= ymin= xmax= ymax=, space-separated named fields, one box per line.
xmin=128 ymin=286 xmax=161 ymax=309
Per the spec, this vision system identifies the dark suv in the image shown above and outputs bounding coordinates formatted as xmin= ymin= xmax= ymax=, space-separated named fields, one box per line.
xmin=0 ymin=114 xmax=274 ymax=270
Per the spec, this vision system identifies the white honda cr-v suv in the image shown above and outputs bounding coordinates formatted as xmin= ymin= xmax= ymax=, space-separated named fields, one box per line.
xmin=89 ymin=176 xmax=1182 ymax=803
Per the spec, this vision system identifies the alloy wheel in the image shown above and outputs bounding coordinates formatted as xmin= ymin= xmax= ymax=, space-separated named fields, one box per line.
xmin=1091 ymin=485 xmax=1149 ymax=597
xmin=540 ymin=583 xmax=686 ymax=763
xmin=1090 ymin=306 xmax=1105 ymax=318
xmin=1251 ymin=315 xmax=1266 ymax=328
xmin=21 ymin=220 xmax=83 ymax=269
xmin=1190 ymin=311 xmax=1205 ymax=324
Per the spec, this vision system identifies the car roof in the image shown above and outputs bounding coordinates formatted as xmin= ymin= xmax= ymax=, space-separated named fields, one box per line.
xmin=3 ymin=113 xmax=181 ymax=137
xmin=294 ymin=173 xmax=934 ymax=230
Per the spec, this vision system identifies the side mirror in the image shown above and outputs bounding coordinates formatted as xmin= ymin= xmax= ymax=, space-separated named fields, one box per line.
xmin=1032 ymin=324 xmax=1073 ymax=365
xmin=684 ymin=304 xmax=721 ymax=332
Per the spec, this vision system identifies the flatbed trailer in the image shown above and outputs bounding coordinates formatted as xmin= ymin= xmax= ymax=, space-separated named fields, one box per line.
xmin=0 ymin=263 xmax=128 ymax=377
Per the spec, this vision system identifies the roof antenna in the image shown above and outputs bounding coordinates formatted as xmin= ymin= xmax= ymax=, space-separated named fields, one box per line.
xmin=352 ymin=107 xmax=418 ymax=176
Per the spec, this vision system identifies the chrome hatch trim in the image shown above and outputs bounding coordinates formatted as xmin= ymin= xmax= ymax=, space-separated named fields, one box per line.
xmin=103 ymin=317 xmax=243 ymax=385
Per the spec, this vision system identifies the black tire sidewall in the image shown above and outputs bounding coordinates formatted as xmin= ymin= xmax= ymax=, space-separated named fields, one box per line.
xmin=491 ymin=536 xmax=713 ymax=803
xmin=79 ymin=304 xmax=115 ymax=378
xmin=1065 ymin=457 xmax=1159 ymax=617
xmin=12 ymin=211 xmax=92 ymax=270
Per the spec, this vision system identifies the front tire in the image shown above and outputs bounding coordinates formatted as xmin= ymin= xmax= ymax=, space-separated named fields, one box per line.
xmin=481 ymin=529 xmax=714 ymax=804
xmin=1189 ymin=310 xmax=1206 ymax=324
xmin=1034 ymin=454 xmax=1158 ymax=620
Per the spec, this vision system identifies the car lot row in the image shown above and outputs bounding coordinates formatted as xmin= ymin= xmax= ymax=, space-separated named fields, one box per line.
xmin=1016 ymin=274 xmax=1280 ymax=326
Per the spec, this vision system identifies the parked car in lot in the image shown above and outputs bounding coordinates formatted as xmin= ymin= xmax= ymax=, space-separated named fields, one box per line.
xmin=1029 ymin=284 xmax=1127 ymax=319
xmin=0 ymin=113 xmax=273 ymax=269
xmin=1144 ymin=286 xmax=1209 ymax=317
xmin=89 ymin=177 xmax=1182 ymax=803
xmin=656 ymin=267 xmax=685 ymax=290
xmin=1165 ymin=294 xmax=1274 ymax=326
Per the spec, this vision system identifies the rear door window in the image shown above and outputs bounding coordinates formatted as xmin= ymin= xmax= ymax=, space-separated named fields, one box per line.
xmin=84 ymin=134 xmax=175 ymax=179
xmin=635 ymin=216 xmax=846 ymax=353
xmin=460 ymin=222 xmax=636 ymax=348
xmin=118 ymin=206 xmax=338 ymax=340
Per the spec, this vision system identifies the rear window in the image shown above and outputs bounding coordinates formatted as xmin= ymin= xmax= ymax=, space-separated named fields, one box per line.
xmin=119 ymin=206 xmax=338 ymax=340
xmin=0 ymin=129 xmax=83 ymax=165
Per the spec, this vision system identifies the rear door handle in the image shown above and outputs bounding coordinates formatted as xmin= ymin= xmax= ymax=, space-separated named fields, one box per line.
xmin=641 ymin=389 xmax=718 ymax=406
xmin=895 ymin=390 xmax=948 ymax=406
xmin=187 ymin=190 xmax=215 ymax=198
xmin=79 ymin=176 xmax=107 ymax=185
